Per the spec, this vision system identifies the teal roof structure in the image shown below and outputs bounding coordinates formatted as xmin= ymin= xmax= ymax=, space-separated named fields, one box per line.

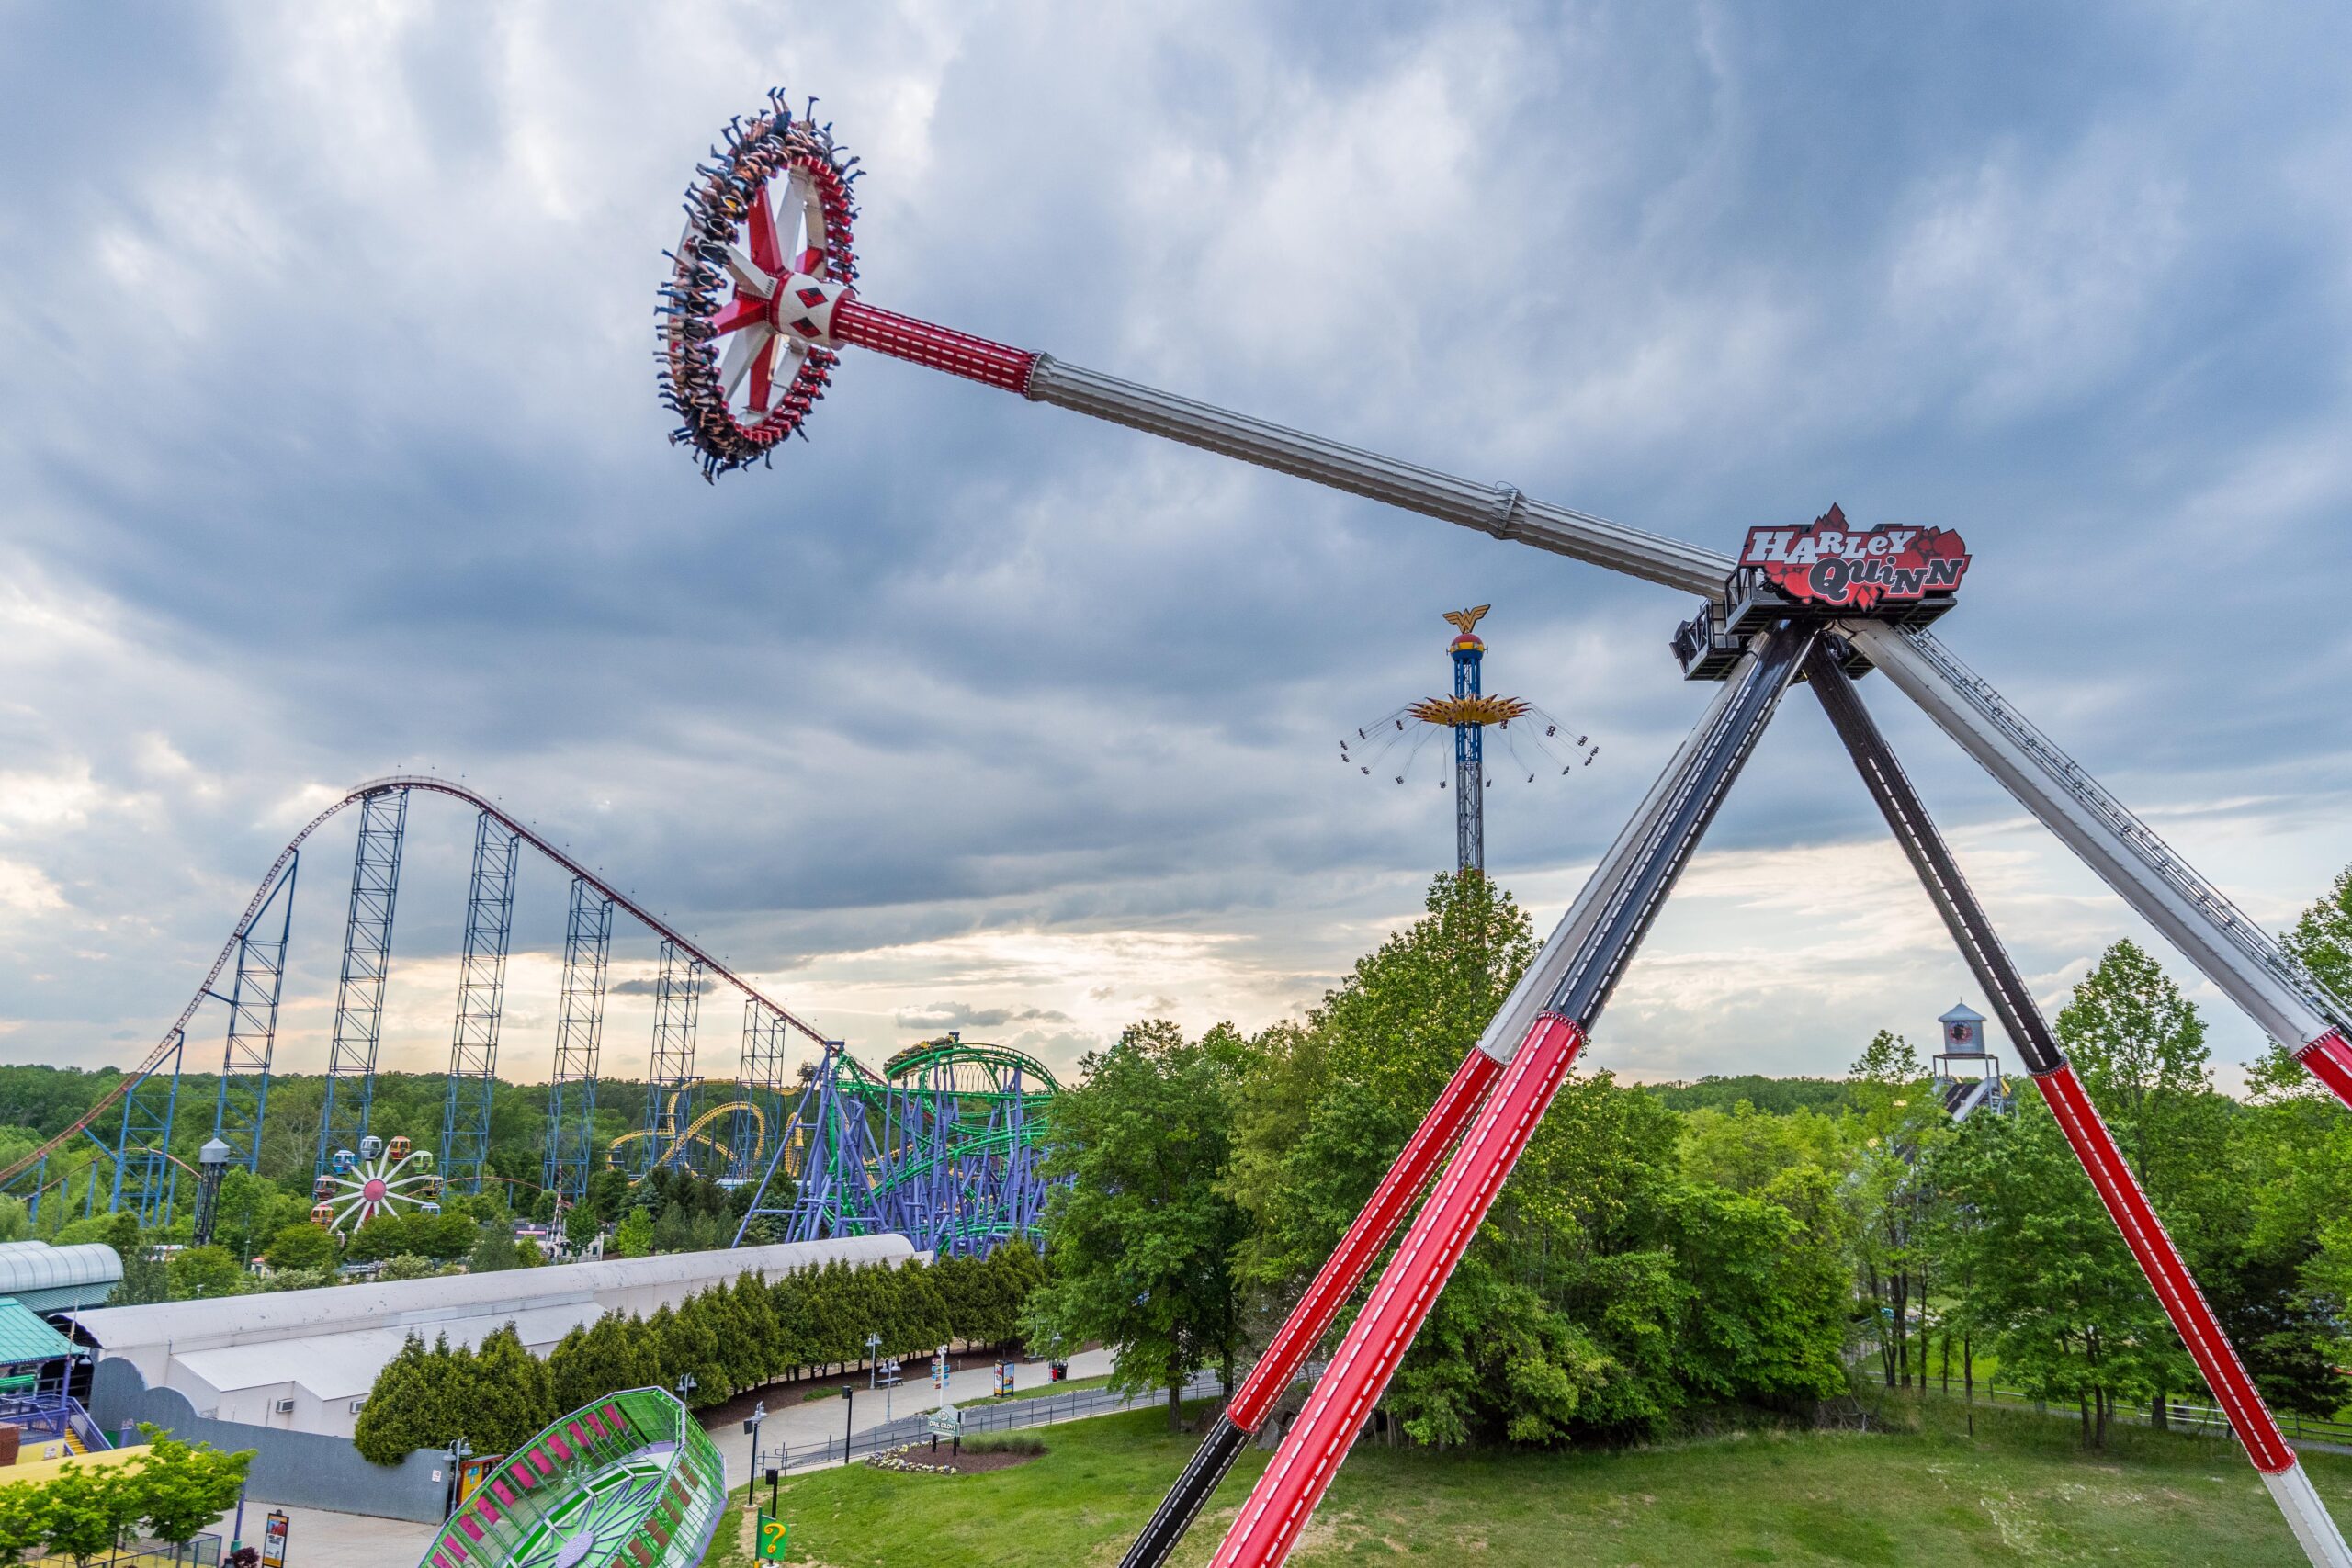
xmin=0 ymin=1299 xmax=78 ymax=1367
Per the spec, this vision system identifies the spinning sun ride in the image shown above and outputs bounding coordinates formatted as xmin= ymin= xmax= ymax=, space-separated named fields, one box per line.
xmin=414 ymin=1388 xmax=727 ymax=1568
xmin=658 ymin=93 xmax=2352 ymax=1568
xmin=311 ymin=1134 xmax=441 ymax=1235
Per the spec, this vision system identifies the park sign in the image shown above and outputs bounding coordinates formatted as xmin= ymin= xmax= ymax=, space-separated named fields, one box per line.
xmin=755 ymin=1510 xmax=790 ymax=1562
xmin=927 ymin=1403 xmax=964 ymax=1438
xmin=1738 ymin=505 xmax=1970 ymax=612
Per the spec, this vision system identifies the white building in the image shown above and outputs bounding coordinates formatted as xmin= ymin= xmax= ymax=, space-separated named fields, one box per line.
xmin=68 ymin=1235 xmax=912 ymax=1439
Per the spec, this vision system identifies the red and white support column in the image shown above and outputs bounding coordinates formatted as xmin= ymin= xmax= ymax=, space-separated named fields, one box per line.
xmin=2032 ymin=1061 xmax=2350 ymax=1564
xmin=1210 ymin=1016 xmax=1586 ymax=1568
xmin=2294 ymin=1029 xmax=2352 ymax=1112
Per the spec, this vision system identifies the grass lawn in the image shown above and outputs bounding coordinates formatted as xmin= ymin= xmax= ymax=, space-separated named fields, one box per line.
xmin=697 ymin=1392 xmax=2352 ymax=1566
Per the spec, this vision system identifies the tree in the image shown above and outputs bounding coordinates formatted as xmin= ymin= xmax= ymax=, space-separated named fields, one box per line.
xmin=469 ymin=1325 xmax=556 ymax=1452
xmin=127 ymin=1426 xmax=253 ymax=1554
xmin=611 ymin=1208 xmax=655 ymax=1259
xmin=563 ymin=1202 xmax=602 ymax=1253
xmin=2283 ymin=863 xmax=2352 ymax=1002
xmin=30 ymin=1461 xmax=137 ymax=1565
xmin=378 ymin=1253 xmax=443 ymax=1281
xmin=1024 ymin=1020 xmax=1250 ymax=1428
xmin=469 ymin=1224 xmax=521 ymax=1275
xmin=0 ymin=1480 xmax=39 ymax=1567
xmin=166 ymin=1246 xmax=247 ymax=1302
xmin=263 ymin=1223 xmax=336 ymax=1274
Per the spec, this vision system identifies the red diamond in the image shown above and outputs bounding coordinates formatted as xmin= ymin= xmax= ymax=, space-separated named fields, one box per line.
xmin=790 ymin=317 xmax=821 ymax=337
xmin=797 ymin=286 xmax=827 ymax=307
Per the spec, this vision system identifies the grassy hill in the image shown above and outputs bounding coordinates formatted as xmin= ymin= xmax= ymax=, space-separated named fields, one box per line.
xmin=706 ymin=1393 xmax=2351 ymax=1566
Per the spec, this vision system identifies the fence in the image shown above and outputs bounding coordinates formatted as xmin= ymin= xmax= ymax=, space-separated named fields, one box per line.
xmin=17 ymin=1540 xmax=222 ymax=1568
xmin=756 ymin=1370 xmax=1229 ymax=1474
xmin=1952 ymin=1381 xmax=2352 ymax=1451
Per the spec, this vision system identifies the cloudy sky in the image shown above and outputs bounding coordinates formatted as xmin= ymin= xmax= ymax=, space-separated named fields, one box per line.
xmin=3 ymin=2 xmax=2347 ymax=1099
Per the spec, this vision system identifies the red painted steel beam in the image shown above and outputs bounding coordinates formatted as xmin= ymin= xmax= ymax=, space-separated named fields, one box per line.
xmin=2293 ymin=1028 xmax=2352 ymax=1112
xmin=1211 ymin=1014 xmax=1585 ymax=1568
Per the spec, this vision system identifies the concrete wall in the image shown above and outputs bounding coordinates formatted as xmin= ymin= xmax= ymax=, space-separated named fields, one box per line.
xmin=89 ymin=1359 xmax=449 ymax=1524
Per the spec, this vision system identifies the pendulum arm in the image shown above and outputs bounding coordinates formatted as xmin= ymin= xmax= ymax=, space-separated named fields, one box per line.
xmin=1121 ymin=654 xmax=1758 ymax=1568
xmin=1805 ymin=641 xmax=2352 ymax=1568
xmin=1209 ymin=624 xmax=1817 ymax=1568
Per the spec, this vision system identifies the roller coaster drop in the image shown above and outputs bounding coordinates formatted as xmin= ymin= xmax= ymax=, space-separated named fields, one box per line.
xmin=0 ymin=778 xmax=1060 ymax=1261
xmin=658 ymin=91 xmax=2352 ymax=1568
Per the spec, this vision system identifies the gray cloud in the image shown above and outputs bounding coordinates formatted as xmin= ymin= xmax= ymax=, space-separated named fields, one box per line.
xmin=3 ymin=3 xmax=2348 ymax=1092
xmin=893 ymin=1001 xmax=1073 ymax=1032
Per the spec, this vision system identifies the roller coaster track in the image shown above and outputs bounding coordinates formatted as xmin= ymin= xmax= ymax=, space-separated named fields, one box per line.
xmin=0 ymin=774 xmax=828 ymax=1191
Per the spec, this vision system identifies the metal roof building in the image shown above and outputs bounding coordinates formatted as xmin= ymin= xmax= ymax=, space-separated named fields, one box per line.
xmin=0 ymin=1242 xmax=124 ymax=1314
xmin=69 ymin=1233 xmax=913 ymax=1440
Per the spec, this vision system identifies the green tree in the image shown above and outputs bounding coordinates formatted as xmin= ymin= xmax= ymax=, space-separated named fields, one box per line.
xmin=379 ymin=1253 xmax=443 ymax=1281
xmin=0 ymin=1480 xmax=39 ymax=1566
xmin=166 ymin=1246 xmax=247 ymax=1302
xmin=1025 ymin=1020 xmax=1250 ymax=1428
xmin=611 ymin=1208 xmax=655 ymax=1259
xmin=31 ymin=1461 xmax=136 ymax=1565
xmin=262 ymin=1222 xmax=336 ymax=1274
xmin=469 ymin=1224 xmax=522 ymax=1275
xmin=563 ymin=1202 xmax=602 ymax=1253
xmin=2283 ymin=863 xmax=2352 ymax=1002
xmin=469 ymin=1325 xmax=556 ymax=1451
xmin=127 ymin=1426 xmax=253 ymax=1553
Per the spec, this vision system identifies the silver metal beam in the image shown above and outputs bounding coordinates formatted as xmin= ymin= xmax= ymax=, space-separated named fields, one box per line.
xmin=1025 ymin=355 xmax=1733 ymax=595
xmin=1844 ymin=621 xmax=2344 ymax=1047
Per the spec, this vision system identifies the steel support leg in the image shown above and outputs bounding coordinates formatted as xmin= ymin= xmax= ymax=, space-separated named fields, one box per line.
xmin=731 ymin=1003 xmax=789 ymax=1184
xmin=545 ymin=878 xmax=614 ymax=1210
xmin=1211 ymin=625 xmax=1816 ymax=1568
xmin=640 ymin=939 xmax=705 ymax=1175
xmin=1806 ymin=645 xmax=2351 ymax=1568
xmin=442 ymin=812 xmax=521 ymax=1192
xmin=111 ymin=1029 xmax=184 ymax=1225
xmin=211 ymin=854 xmax=297 ymax=1172
xmin=317 ymin=787 xmax=409 ymax=1175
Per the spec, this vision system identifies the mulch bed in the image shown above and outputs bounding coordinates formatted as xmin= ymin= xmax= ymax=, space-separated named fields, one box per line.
xmin=870 ymin=1441 xmax=1042 ymax=1475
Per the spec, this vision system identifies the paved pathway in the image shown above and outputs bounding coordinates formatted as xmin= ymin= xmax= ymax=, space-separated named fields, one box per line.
xmin=198 ymin=1501 xmax=440 ymax=1568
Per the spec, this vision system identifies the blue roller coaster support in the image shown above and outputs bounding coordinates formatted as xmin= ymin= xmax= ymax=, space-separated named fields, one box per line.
xmin=441 ymin=811 xmax=522 ymax=1193
xmin=109 ymin=1028 xmax=184 ymax=1225
xmin=1453 ymin=628 xmax=1485 ymax=874
xmin=729 ymin=1002 xmax=789 ymax=1183
xmin=545 ymin=877 xmax=614 ymax=1210
xmin=210 ymin=853 xmax=298 ymax=1172
xmin=641 ymin=939 xmax=704 ymax=1174
xmin=316 ymin=786 xmax=409 ymax=1176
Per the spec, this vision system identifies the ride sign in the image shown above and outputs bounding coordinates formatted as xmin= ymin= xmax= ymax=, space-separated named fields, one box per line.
xmin=1739 ymin=505 xmax=1970 ymax=612
xmin=755 ymin=1509 xmax=791 ymax=1562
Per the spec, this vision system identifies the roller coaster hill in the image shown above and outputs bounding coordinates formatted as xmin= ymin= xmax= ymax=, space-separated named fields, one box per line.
xmin=0 ymin=775 xmax=1064 ymax=1263
xmin=654 ymin=89 xmax=2352 ymax=1568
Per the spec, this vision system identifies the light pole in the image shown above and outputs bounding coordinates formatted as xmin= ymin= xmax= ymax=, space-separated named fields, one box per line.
xmin=741 ymin=1400 xmax=765 ymax=1492
xmin=442 ymin=1438 xmax=473 ymax=1520
xmin=865 ymin=1333 xmax=881 ymax=1390
xmin=674 ymin=1372 xmax=697 ymax=1409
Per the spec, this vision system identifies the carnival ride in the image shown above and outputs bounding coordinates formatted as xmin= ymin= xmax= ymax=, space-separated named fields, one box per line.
xmin=732 ymin=1032 xmax=1062 ymax=1258
xmin=1340 ymin=605 xmax=1598 ymax=873
xmin=311 ymin=1134 xmax=444 ymax=1235
xmin=413 ymin=1387 xmax=727 ymax=1568
xmin=654 ymin=89 xmax=2352 ymax=1568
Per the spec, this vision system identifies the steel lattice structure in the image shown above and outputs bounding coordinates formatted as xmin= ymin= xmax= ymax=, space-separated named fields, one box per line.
xmin=545 ymin=877 xmax=615 ymax=1209
xmin=733 ymin=1032 xmax=1062 ymax=1258
xmin=316 ymin=787 xmax=409 ymax=1178
xmin=441 ymin=811 xmax=522 ymax=1192
xmin=210 ymin=855 xmax=297 ymax=1173
xmin=652 ymin=89 xmax=2352 ymax=1568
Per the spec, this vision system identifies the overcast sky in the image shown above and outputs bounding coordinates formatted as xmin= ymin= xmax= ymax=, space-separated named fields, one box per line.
xmin=2 ymin=2 xmax=2347 ymax=1100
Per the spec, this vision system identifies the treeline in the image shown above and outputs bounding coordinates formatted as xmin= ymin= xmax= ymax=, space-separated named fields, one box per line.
xmin=355 ymin=1247 xmax=1046 ymax=1463
xmin=0 ymin=1427 xmax=250 ymax=1562
xmin=1023 ymin=863 xmax=2352 ymax=1451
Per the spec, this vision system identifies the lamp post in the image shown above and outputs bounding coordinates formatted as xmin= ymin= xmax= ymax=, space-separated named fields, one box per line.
xmin=674 ymin=1372 xmax=697 ymax=1408
xmin=741 ymin=1400 xmax=765 ymax=1492
xmin=442 ymin=1438 xmax=473 ymax=1520
xmin=865 ymin=1333 xmax=881 ymax=1390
